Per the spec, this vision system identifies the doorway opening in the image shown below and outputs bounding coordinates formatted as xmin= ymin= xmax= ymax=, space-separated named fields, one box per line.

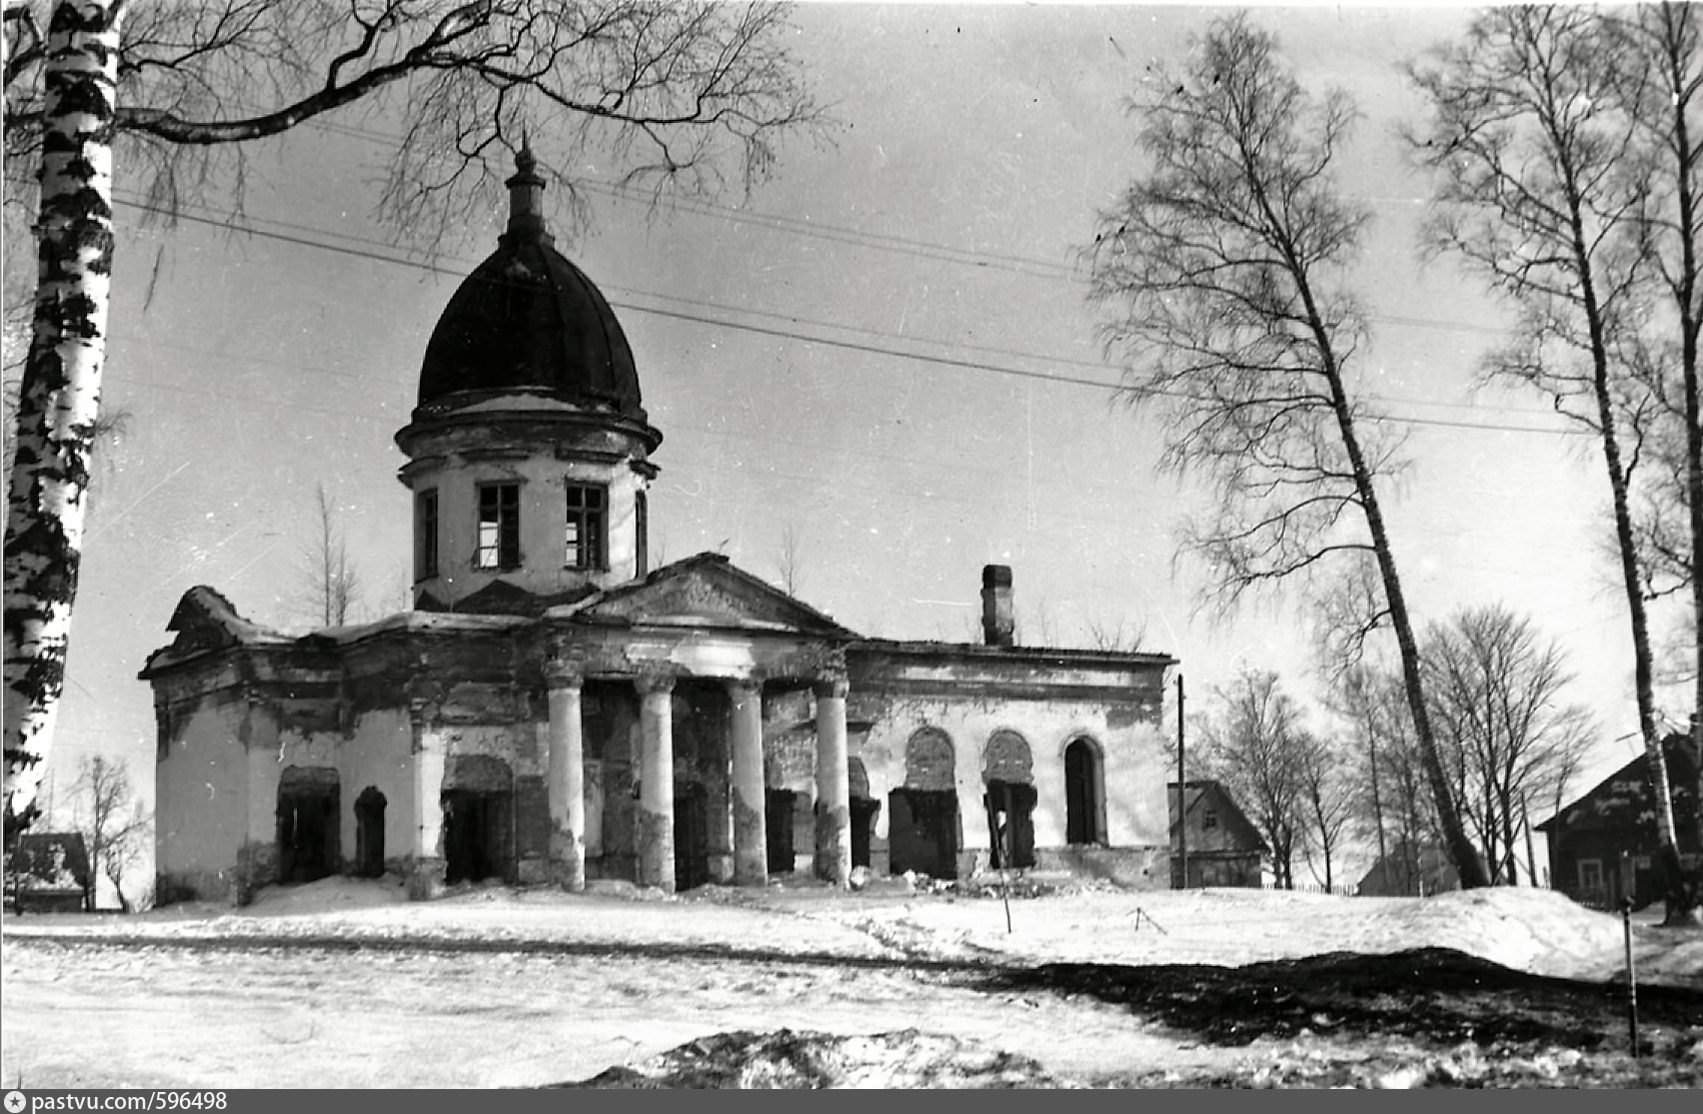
xmin=354 ymin=787 xmax=386 ymax=878
xmin=890 ymin=727 xmax=958 ymax=878
xmin=276 ymin=767 xmax=340 ymax=885
xmin=983 ymin=779 xmax=1037 ymax=870
xmin=887 ymin=789 xmax=958 ymax=878
xmin=766 ymin=788 xmax=797 ymax=874
xmin=848 ymin=757 xmax=879 ymax=870
xmin=441 ymin=754 xmax=514 ymax=885
xmin=1064 ymin=737 xmax=1104 ymax=845
xmin=674 ymin=781 xmax=710 ymax=891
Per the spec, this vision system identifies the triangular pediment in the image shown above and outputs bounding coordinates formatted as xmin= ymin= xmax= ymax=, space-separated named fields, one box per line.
xmin=563 ymin=553 xmax=856 ymax=638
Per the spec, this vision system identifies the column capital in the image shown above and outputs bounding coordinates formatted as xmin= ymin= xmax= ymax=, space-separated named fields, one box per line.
xmin=544 ymin=659 xmax=584 ymax=690
xmin=813 ymin=675 xmax=849 ymax=700
xmin=634 ymin=669 xmax=676 ymax=697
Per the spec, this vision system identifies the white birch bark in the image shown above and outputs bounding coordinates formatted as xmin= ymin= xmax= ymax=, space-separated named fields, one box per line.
xmin=3 ymin=0 xmax=122 ymax=836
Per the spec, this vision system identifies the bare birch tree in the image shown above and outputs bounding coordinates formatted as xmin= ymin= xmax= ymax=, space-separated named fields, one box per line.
xmin=1407 ymin=3 xmax=1698 ymax=921
xmin=2 ymin=0 xmax=822 ymax=839
xmin=1611 ymin=1 xmax=1703 ymax=903
xmin=1084 ymin=13 xmax=1487 ymax=886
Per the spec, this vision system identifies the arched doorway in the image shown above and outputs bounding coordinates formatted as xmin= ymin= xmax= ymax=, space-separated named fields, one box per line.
xmin=276 ymin=766 xmax=340 ymax=885
xmin=888 ymin=727 xmax=958 ymax=879
xmin=354 ymin=787 xmax=386 ymax=878
xmin=442 ymin=755 xmax=514 ymax=885
xmin=983 ymin=730 xmax=1036 ymax=870
xmin=1065 ymin=737 xmax=1104 ymax=845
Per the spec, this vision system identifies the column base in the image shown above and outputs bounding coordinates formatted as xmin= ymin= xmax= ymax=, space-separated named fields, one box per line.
xmin=406 ymin=857 xmax=447 ymax=901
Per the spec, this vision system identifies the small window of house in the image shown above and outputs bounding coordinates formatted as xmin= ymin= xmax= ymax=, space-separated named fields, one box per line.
xmin=476 ymin=483 xmax=520 ymax=569
xmin=1577 ymin=858 xmax=1604 ymax=894
xmin=1202 ymin=808 xmax=1219 ymax=831
xmin=415 ymin=489 xmax=439 ymax=580
xmin=565 ymin=483 xmax=607 ymax=570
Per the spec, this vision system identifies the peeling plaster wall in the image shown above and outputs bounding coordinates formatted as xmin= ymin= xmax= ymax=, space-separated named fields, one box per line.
xmin=154 ymin=694 xmax=258 ymax=903
xmin=857 ymin=695 xmax=1168 ymax=845
xmin=334 ymin=707 xmax=418 ymax=874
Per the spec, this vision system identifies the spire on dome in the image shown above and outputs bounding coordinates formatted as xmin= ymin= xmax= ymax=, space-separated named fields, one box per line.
xmin=504 ymin=142 xmax=550 ymax=243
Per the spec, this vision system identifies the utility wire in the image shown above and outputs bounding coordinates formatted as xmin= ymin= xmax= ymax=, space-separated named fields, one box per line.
xmin=111 ymin=193 xmax=1581 ymax=438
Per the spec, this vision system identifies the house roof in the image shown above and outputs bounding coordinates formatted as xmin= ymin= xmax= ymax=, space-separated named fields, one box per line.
xmin=1354 ymin=841 xmax=1460 ymax=891
xmin=7 ymin=831 xmax=92 ymax=891
xmin=1535 ymin=733 xmax=1702 ymax=833
xmin=1166 ymin=779 xmax=1269 ymax=853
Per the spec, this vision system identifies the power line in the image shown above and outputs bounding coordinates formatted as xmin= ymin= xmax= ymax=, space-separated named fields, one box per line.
xmin=292 ymin=113 xmax=1521 ymax=341
xmin=146 ymin=105 xmax=1519 ymax=337
xmin=110 ymin=193 xmax=1581 ymax=438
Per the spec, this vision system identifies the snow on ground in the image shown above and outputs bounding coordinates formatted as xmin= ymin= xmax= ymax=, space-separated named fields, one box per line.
xmin=765 ymin=877 xmax=1702 ymax=985
xmin=5 ymin=876 xmax=1700 ymax=1089
xmin=8 ymin=873 xmax=1698 ymax=987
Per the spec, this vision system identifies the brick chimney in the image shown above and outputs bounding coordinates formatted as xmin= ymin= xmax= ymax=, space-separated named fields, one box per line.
xmin=981 ymin=564 xmax=1014 ymax=647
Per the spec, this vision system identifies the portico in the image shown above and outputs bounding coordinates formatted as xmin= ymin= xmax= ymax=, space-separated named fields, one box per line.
xmin=539 ymin=553 xmax=858 ymax=893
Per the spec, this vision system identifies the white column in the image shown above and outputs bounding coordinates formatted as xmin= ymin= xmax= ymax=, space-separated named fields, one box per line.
xmin=410 ymin=714 xmax=446 ymax=900
xmin=636 ymin=671 xmax=676 ymax=893
xmin=814 ymin=676 xmax=851 ymax=887
xmin=546 ymin=664 xmax=585 ymax=891
xmin=727 ymin=678 xmax=767 ymax=887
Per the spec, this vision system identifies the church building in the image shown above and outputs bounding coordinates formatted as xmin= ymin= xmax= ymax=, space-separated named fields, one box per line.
xmin=142 ymin=152 xmax=1178 ymax=903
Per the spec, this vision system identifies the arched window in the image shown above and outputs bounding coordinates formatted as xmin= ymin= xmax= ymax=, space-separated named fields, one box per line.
xmin=1065 ymin=737 xmax=1104 ymax=846
xmin=903 ymin=726 xmax=956 ymax=792
xmin=982 ymin=729 xmax=1033 ymax=784
xmin=983 ymin=730 xmax=1035 ymax=869
xmin=890 ymin=727 xmax=958 ymax=878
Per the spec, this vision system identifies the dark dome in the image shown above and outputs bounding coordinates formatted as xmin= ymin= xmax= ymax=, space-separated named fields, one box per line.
xmin=417 ymin=151 xmax=643 ymax=418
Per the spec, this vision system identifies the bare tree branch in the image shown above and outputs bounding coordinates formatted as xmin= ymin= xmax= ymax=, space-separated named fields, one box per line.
xmin=1086 ymin=13 xmax=1487 ymax=886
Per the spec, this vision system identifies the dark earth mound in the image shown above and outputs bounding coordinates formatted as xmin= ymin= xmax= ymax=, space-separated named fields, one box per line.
xmin=558 ymin=948 xmax=1703 ymax=1088
xmin=978 ymin=946 xmax=1703 ymax=1049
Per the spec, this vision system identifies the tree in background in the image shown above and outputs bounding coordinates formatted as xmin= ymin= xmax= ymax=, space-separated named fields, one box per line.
xmin=1326 ymin=660 xmax=1441 ymax=896
xmin=775 ymin=521 xmax=802 ymax=598
xmin=3 ymin=0 xmax=822 ymax=841
xmin=1294 ymin=730 xmax=1354 ymax=892
xmin=71 ymin=753 xmax=148 ymax=911
xmin=1408 ymin=4 xmax=1697 ymax=921
xmin=1421 ymin=606 xmax=1595 ymax=886
xmin=1084 ymin=13 xmax=1487 ymax=887
xmin=298 ymin=482 xmax=359 ymax=628
xmin=1196 ymin=669 xmax=1311 ymax=890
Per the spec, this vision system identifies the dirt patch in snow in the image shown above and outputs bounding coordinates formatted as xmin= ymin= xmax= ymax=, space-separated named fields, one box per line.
xmin=557 ymin=1029 xmax=1069 ymax=1089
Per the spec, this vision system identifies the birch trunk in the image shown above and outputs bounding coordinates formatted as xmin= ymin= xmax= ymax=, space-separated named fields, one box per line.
xmin=3 ymin=0 xmax=122 ymax=839
xmin=1650 ymin=0 xmax=1703 ymax=926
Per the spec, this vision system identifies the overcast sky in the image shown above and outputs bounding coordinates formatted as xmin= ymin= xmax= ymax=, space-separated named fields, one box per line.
xmin=26 ymin=3 xmax=1669 ymax=828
